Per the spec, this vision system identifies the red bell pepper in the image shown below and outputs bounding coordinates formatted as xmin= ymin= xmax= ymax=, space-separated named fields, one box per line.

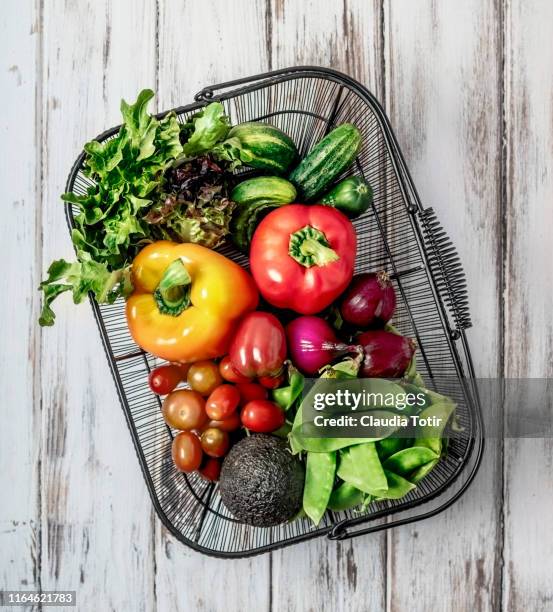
xmin=249 ymin=204 xmax=356 ymax=314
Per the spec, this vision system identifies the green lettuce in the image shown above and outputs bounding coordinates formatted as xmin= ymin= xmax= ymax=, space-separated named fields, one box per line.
xmin=39 ymin=254 xmax=132 ymax=327
xmin=40 ymin=93 xmax=238 ymax=326
xmin=40 ymin=89 xmax=183 ymax=325
xmin=181 ymin=103 xmax=231 ymax=157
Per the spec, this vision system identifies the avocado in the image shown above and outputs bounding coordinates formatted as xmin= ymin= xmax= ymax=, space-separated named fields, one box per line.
xmin=219 ymin=434 xmax=305 ymax=527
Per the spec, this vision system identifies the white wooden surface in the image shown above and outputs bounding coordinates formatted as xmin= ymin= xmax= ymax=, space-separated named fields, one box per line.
xmin=1 ymin=1 xmax=552 ymax=610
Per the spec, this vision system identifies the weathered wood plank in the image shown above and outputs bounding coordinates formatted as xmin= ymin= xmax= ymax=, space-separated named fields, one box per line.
xmin=383 ymin=1 xmax=503 ymax=610
xmin=503 ymin=1 xmax=553 ymax=609
xmin=0 ymin=0 xmax=42 ymax=601
xmin=39 ymin=1 xmax=157 ymax=609
xmin=267 ymin=3 xmax=388 ymax=611
xmin=153 ymin=3 xmax=272 ymax=610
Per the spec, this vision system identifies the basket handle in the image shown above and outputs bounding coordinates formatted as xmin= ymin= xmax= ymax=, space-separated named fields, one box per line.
xmin=419 ymin=207 xmax=472 ymax=333
xmin=193 ymin=66 xmax=356 ymax=102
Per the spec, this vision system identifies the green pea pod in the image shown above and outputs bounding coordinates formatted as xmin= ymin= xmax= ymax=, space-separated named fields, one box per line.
xmin=410 ymin=458 xmax=439 ymax=484
xmin=337 ymin=442 xmax=388 ymax=493
xmin=328 ymin=482 xmax=364 ymax=511
xmin=383 ymin=447 xmax=439 ymax=477
xmin=303 ymin=451 xmax=337 ymax=525
xmin=377 ymin=437 xmax=412 ymax=461
xmin=272 ymin=368 xmax=304 ymax=411
xmin=289 ymin=405 xmax=397 ymax=454
xmin=372 ymin=470 xmax=417 ymax=500
xmin=414 ymin=400 xmax=456 ymax=455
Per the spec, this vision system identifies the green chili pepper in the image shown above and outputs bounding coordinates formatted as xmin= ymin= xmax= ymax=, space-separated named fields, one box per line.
xmin=383 ymin=446 xmax=439 ymax=476
xmin=328 ymin=481 xmax=364 ymax=511
xmin=337 ymin=442 xmax=388 ymax=493
xmin=303 ymin=451 xmax=337 ymax=525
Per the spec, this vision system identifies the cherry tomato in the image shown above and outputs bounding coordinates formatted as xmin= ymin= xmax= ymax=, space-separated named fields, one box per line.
xmin=162 ymin=389 xmax=208 ymax=430
xmin=172 ymin=362 xmax=191 ymax=378
xmin=172 ymin=431 xmax=203 ymax=472
xmin=199 ymin=457 xmax=221 ymax=481
xmin=258 ymin=373 xmax=285 ymax=389
xmin=219 ymin=356 xmax=251 ymax=384
xmin=187 ymin=360 xmax=223 ymax=396
xmin=148 ymin=364 xmax=186 ymax=395
xmin=206 ymin=384 xmax=241 ymax=420
xmin=204 ymin=412 xmax=242 ymax=433
xmin=241 ymin=400 xmax=285 ymax=433
xmin=236 ymin=382 xmax=268 ymax=406
xmin=200 ymin=427 xmax=230 ymax=458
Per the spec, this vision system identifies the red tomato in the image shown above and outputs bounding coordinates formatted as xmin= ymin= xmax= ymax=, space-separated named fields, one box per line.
xmin=172 ymin=362 xmax=191 ymax=378
xmin=172 ymin=431 xmax=203 ymax=472
xmin=162 ymin=390 xmax=208 ymax=430
xmin=258 ymin=373 xmax=285 ymax=389
xmin=148 ymin=364 xmax=186 ymax=395
xmin=229 ymin=312 xmax=287 ymax=378
xmin=200 ymin=428 xmax=230 ymax=458
xmin=187 ymin=360 xmax=223 ymax=396
xmin=241 ymin=400 xmax=285 ymax=433
xmin=204 ymin=413 xmax=242 ymax=433
xmin=206 ymin=384 xmax=240 ymax=420
xmin=219 ymin=356 xmax=251 ymax=383
xmin=236 ymin=382 xmax=268 ymax=406
xmin=199 ymin=458 xmax=221 ymax=482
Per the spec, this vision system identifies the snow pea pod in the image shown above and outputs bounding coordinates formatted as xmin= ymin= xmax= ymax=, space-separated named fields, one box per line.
xmin=303 ymin=451 xmax=336 ymax=525
xmin=272 ymin=368 xmax=304 ymax=411
xmin=337 ymin=442 xmax=388 ymax=493
xmin=328 ymin=482 xmax=364 ymax=511
xmin=377 ymin=437 xmax=412 ymax=461
xmin=410 ymin=458 xmax=439 ymax=484
xmin=372 ymin=470 xmax=416 ymax=500
xmin=414 ymin=400 xmax=456 ymax=455
xmin=289 ymin=405 xmax=397 ymax=453
xmin=383 ymin=446 xmax=439 ymax=477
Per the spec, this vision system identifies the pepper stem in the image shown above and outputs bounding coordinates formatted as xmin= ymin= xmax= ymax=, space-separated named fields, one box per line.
xmin=154 ymin=259 xmax=192 ymax=316
xmin=288 ymin=225 xmax=340 ymax=267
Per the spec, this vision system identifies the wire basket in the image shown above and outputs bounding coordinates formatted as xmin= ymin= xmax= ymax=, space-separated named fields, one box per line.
xmin=65 ymin=67 xmax=484 ymax=557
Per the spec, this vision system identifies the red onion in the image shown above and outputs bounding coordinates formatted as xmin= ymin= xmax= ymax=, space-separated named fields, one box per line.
xmin=286 ymin=316 xmax=360 ymax=376
xmin=339 ymin=271 xmax=396 ymax=328
xmin=358 ymin=330 xmax=416 ymax=378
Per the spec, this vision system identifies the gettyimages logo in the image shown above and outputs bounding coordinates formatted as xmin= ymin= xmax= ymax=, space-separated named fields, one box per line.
xmin=298 ymin=377 xmax=553 ymax=440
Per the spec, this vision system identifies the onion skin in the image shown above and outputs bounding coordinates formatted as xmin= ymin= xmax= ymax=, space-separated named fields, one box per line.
xmin=358 ymin=330 xmax=416 ymax=378
xmin=339 ymin=271 xmax=396 ymax=328
xmin=286 ymin=316 xmax=353 ymax=375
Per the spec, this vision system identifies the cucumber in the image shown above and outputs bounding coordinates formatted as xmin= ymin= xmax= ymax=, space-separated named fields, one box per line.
xmin=231 ymin=176 xmax=296 ymax=207
xmin=225 ymin=123 xmax=298 ymax=174
xmin=289 ymin=124 xmax=362 ymax=201
xmin=321 ymin=176 xmax=372 ymax=217
xmin=231 ymin=176 xmax=296 ymax=251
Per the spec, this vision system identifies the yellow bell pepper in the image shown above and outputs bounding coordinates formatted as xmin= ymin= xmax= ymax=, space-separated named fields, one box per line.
xmin=126 ymin=241 xmax=258 ymax=362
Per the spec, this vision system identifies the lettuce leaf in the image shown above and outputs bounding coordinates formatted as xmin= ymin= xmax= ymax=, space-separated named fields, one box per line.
xmin=40 ymin=89 xmax=183 ymax=325
xmin=39 ymin=254 xmax=132 ymax=327
xmin=181 ymin=103 xmax=231 ymax=157
xmin=40 ymin=94 xmax=238 ymax=325
xmin=144 ymin=155 xmax=235 ymax=248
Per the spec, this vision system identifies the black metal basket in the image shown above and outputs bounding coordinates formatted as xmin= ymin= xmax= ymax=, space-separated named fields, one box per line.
xmin=65 ymin=67 xmax=484 ymax=557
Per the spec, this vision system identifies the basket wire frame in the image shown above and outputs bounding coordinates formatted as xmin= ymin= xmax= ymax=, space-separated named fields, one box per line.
xmin=64 ymin=67 xmax=483 ymax=557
